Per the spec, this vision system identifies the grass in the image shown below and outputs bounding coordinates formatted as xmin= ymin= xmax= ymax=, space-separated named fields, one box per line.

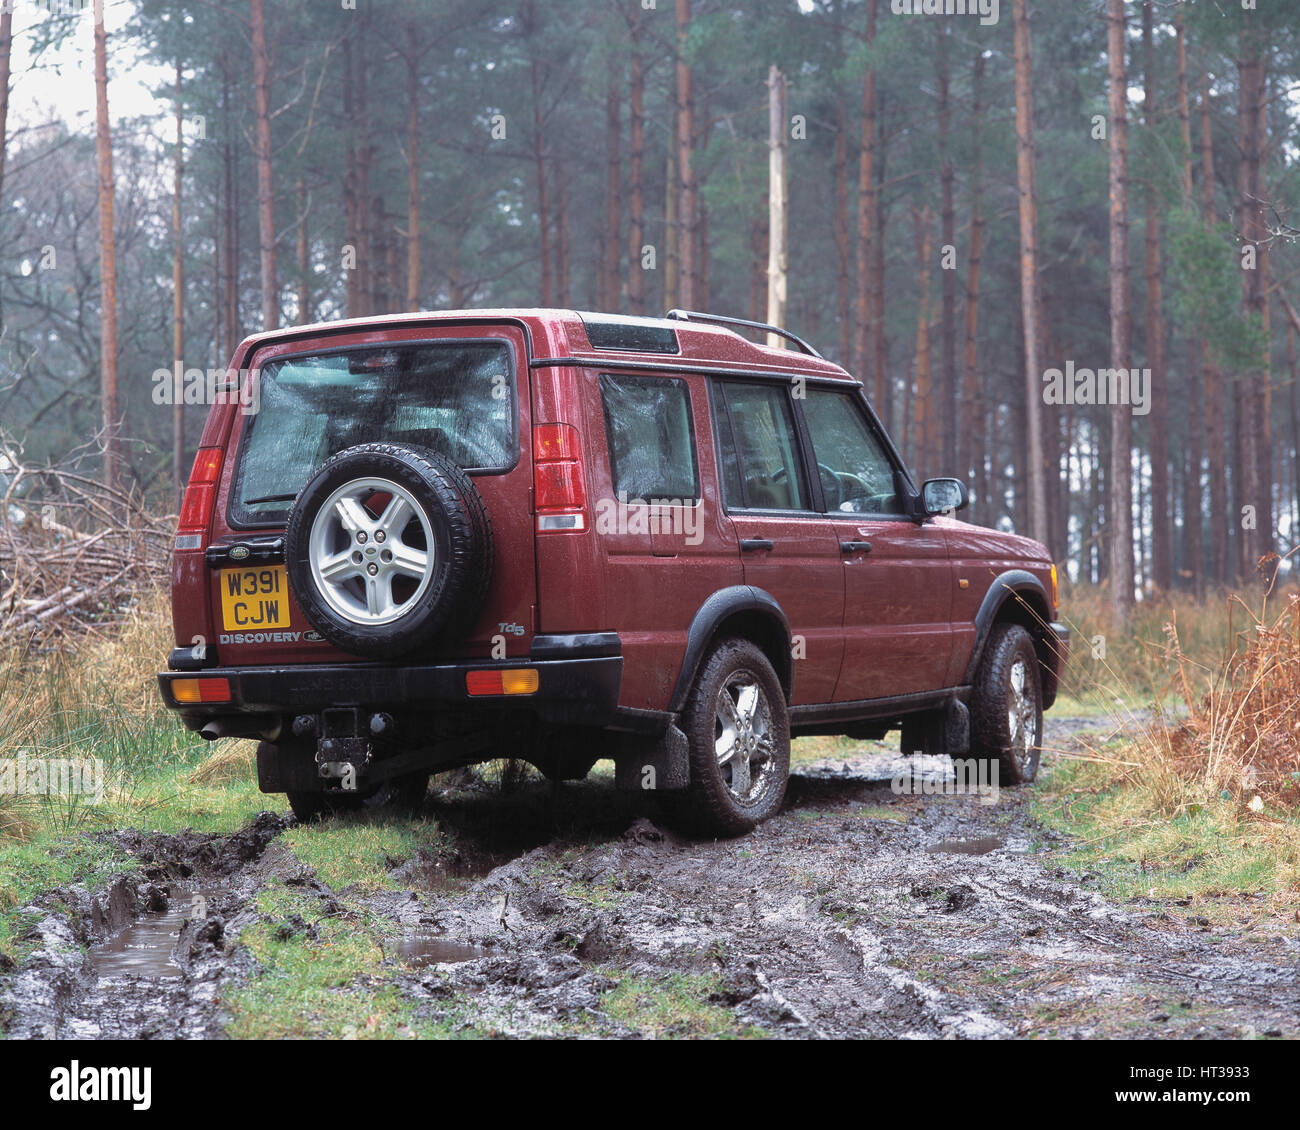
xmin=1035 ymin=574 xmax=1300 ymax=926
xmin=280 ymin=813 xmax=452 ymax=894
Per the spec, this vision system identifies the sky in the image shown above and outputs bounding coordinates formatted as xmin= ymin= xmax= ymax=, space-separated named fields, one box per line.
xmin=7 ymin=0 xmax=170 ymax=133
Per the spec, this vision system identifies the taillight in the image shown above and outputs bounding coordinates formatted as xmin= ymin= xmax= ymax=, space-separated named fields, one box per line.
xmin=170 ymin=677 xmax=232 ymax=704
xmin=176 ymin=446 xmax=223 ymax=550
xmin=533 ymin=423 xmax=586 ymax=532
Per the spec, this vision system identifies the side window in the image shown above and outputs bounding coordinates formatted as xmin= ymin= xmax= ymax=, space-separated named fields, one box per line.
xmin=713 ymin=382 xmax=809 ymax=511
xmin=800 ymin=388 xmax=903 ymax=514
xmin=599 ymin=374 xmax=699 ymax=500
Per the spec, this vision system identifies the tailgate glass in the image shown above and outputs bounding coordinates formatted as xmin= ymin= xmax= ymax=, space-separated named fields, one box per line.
xmin=230 ymin=340 xmax=516 ymax=526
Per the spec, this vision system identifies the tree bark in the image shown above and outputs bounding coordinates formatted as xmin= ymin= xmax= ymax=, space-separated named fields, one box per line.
xmin=1175 ymin=4 xmax=1203 ymax=595
xmin=1106 ymin=0 xmax=1134 ymax=620
xmin=766 ymin=67 xmax=788 ymax=347
xmin=1013 ymin=0 xmax=1049 ymax=550
xmin=529 ymin=51 xmax=552 ymax=305
xmin=675 ymin=0 xmax=696 ymax=310
xmin=834 ymin=89 xmax=851 ymax=365
xmin=92 ymin=0 xmax=120 ymax=493
xmin=853 ymin=0 xmax=878 ymax=385
xmin=601 ymin=60 xmax=621 ymax=311
xmin=911 ymin=205 xmax=934 ymax=477
xmin=222 ymin=69 xmax=239 ymax=356
xmin=0 ymin=4 xmax=13 ymax=207
xmin=626 ymin=24 xmax=645 ymax=315
xmin=250 ymin=0 xmax=278 ymax=331
xmin=172 ymin=61 xmax=185 ymax=508
xmin=295 ymin=177 xmax=310 ymax=323
xmin=1142 ymin=2 xmax=1169 ymax=591
xmin=960 ymin=52 xmax=986 ymax=518
xmin=1236 ymin=33 xmax=1270 ymax=575
xmin=937 ymin=22 xmax=956 ymax=474
xmin=406 ymin=56 xmax=421 ymax=311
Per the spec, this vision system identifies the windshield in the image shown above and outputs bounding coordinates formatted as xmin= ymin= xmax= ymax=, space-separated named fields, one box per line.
xmin=230 ymin=339 xmax=516 ymax=525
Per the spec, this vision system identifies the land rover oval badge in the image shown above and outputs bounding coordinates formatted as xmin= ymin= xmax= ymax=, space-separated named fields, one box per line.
xmin=230 ymin=545 xmax=250 ymax=561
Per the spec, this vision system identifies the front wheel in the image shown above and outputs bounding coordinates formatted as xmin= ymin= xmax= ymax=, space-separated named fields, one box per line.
xmin=676 ymin=638 xmax=790 ymax=837
xmin=969 ymin=623 xmax=1044 ymax=785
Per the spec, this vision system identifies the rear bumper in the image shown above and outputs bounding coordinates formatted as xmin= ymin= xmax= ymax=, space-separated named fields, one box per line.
xmin=157 ymin=633 xmax=623 ymax=732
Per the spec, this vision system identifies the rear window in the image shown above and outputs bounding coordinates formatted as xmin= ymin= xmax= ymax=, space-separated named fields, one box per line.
xmin=599 ymin=373 xmax=699 ymax=501
xmin=230 ymin=340 xmax=516 ymax=526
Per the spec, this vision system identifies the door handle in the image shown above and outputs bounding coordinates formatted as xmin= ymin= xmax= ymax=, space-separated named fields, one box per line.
xmin=740 ymin=538 xmax=775 ymax=552
xmin=840 ymin=540 xmax=873 ymax=554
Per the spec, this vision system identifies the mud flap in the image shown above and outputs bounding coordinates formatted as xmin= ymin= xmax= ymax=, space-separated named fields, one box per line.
xmin=256 ymin=743 xmax=323 ymax=794
xmin=614 ymin=724 xmax=690 ymax=791
xmin=900 ymin=699 xmax=969 ymax=757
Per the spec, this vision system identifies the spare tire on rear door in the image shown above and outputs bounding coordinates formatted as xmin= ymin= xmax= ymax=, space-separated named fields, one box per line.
xmin=284 ymin=442 xmax=492 ymax=658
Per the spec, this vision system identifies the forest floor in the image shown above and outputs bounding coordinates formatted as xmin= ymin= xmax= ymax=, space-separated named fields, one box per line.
xmin=2 ymin=713 xmax=1297 ymax=1040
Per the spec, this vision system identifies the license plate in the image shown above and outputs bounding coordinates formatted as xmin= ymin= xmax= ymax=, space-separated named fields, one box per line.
xmin=220 ymin=566 xmax=291 ymax=632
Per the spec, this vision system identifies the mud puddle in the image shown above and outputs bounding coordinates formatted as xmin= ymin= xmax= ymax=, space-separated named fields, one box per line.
xmin=927 ymin=836 xmax=1003 ymax=855
xmin=90 ymin=886 xmax=219 ymax=981
xmin=396 ymin=935 xmax=489 ymax=968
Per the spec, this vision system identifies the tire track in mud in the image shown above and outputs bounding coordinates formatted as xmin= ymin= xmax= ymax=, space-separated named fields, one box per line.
xmin=2 ymin=718 xmax=1297 ymax=1039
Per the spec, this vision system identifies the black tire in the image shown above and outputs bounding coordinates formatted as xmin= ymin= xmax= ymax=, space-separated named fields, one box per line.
xmin=675 ymin=638 xmax=790 ymax=837
xmin=969 ymin=623 xmax=1044 ymax=786
xmin=284 ymin=443 xmax=491 ymax=658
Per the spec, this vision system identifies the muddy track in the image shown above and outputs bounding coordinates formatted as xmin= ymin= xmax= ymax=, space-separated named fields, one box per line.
xmin=3 ymin=721 xmax=1297 ymax=1039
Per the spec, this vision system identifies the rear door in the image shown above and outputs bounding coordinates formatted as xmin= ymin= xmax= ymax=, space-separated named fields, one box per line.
xmin=213 ymin=323 xmax=534 ymax=667
xmin=796 ymin=385 xmax=952 ymax=701
xmin=710 ymin=379 xmax=844 ymax=706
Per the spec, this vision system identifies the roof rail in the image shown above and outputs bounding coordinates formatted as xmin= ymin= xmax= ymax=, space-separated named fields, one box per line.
xmin=663 ymin=309 xmax=823 ymax=359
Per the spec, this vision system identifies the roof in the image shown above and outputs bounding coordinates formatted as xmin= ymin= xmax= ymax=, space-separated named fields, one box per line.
xmin=235 ymin=308 xmax=857 ymax=383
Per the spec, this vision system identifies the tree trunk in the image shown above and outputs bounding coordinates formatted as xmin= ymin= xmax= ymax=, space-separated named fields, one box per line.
xmin=295 ymin=178 xmax=310 ymax=323
xmin=1197 ymin=73 xmax=1227 ymax=587
xmin=602 ymin=60 xmax=621 ymax=311
xmin=766 ymin=66 xmax=788 ymax=346
xmin=406 ymin=57 xmax=421 ymax=311
xmin=626 ymin=27 xmax=645 ymax=314
xmin=664 ymin=139 xmax=678 ymax=309
xmin=834 ymin=89 xmax=851 ymax=366
xmin=222 ymin=70 xmax=239 ymax=357
xmin=1176 ymin=5 xmax=1203 ymax=595
xmin=911 ymin=205 xmax=934 ymax=478
xmin=1106 ymin=0 xmax=1134 ymax=620
xmin=1236 ymin=35 xmax=1270 ymax=575
xmin=555 ymin=162 xmax=571 ymax=308
xmin=250 ymin=0 xmax=278 ymax=331
xmin=172 ymin=61 xmax=185 ymax=508
xmin=0 ymin=4 xmax=13 ymax=206
xmin=675 ymin=0 xmax=696 ymax=310
xmin=937 ymin=22 xmax=956 ymax=474
xmin=853 ymin=0 xmax=878 ymax=385
xmin=92 ymin=0 xmax=120 ymax=493
xmin=1013 ymin=0 xmax=1049 ymax=550
xmin=530 ymin=55 xmax=552 ymax=305
xmin=1143 ymin=2 xmax=1169 ymax=592
xmin=960 ymin=52 xmax=986 ymax=517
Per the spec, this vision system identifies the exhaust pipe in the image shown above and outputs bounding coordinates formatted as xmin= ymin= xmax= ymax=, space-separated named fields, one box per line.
xmin=199 ymin=716 xmax=281 ymax=742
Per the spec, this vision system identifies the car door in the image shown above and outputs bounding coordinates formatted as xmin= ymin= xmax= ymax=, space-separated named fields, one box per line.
xmin=796 ymin=385 xmax=953 ymax=702
xmin=710 ymin=379 xmax=844 ymax=706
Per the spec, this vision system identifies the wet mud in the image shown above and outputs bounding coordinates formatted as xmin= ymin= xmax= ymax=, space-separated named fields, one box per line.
xmin=2 ymin=723 xmax=1296 ymax=1039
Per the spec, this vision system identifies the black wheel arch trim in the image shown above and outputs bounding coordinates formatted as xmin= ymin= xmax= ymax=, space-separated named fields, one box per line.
xmin=668 ymin=586 xmax=793 ymax=713
xmin=962 ymin=568 xmax=1056 ymax=682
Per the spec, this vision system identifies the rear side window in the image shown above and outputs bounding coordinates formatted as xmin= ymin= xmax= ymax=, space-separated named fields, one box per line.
xmin=599 ymin=374 xmax=699 ymax=501
xmin=713 ymin=382 xmax=809 ymax=511
xmin=230 ymin=340 xmax=516 ymax=525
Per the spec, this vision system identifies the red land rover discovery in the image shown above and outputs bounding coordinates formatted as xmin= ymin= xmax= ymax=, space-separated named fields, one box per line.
xmin=158 ymin=308 xmax=1069 ymax=836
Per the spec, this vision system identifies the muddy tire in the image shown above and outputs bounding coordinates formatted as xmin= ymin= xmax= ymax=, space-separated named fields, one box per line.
xmin=674 ymin=638 xmax=789 ymax=837
xmin=284 ymin=443 xmax=492 ymax=659
xmin=969 ymin=623 xmax=1043 ymax=786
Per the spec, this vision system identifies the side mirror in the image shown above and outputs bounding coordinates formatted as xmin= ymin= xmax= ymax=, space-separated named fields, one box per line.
xmin=920 ymin=477 xmax=969 ymax=517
